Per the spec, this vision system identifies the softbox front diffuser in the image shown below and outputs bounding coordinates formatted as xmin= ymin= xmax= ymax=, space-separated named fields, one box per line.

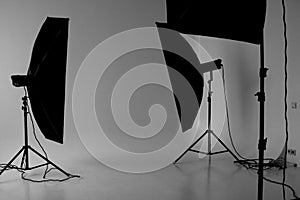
xmin=161 ymin=0 xmax=267 ymax=45
xmin=27 ymin=17 xmax=69 ymax=144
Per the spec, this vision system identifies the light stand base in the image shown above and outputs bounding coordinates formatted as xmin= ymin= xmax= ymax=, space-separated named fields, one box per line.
xmin=174 ymin=70 xmax=239 ymax=164
xmin=0 ymin=94 xmax=76 ymax=179
xmin=0 ymin=145 xmax=72 ymax=177
xmin=174 ymin=129 xmax=239 ymax=164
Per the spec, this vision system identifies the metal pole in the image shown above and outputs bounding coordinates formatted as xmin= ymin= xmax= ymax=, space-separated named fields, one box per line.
xmin=22 ymin=96 xmax=29 ymax=169
xmin=257 ymin=38 xmax=267 ymax=200
xmin=207 ymin=71 xmax=213 ymax=154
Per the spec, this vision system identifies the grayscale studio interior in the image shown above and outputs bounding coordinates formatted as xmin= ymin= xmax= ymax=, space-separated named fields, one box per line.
xmin=0 ymin=0 xmax=299 ymax=200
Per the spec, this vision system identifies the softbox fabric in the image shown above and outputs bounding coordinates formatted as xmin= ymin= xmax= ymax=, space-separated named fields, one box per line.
xmin=27 ymin=17 xmax=69 ymax=144
xmin=161 ymin=0 xmax=267 ymax=44
xmin=156 ymin=23 xmax=205 ymax=133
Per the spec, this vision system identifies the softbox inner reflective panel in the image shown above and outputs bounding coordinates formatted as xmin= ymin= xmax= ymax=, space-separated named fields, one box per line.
xmin=27 ymin=17 xmax=69 ymax=144
xmin=161 ymin=0 xmax=267 ymax=44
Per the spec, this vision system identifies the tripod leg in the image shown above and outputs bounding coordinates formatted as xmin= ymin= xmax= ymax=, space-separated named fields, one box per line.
xmin=174 ymin=130 xmax=208 ymax=164
xmin=0 ymin=147 xmax=25 ymax=176
xmin=210 ymin=131 xmax=239 ymax=161
xmin=28 ymin=146 xmax=71 ymax=177
xmin=208 ymin=130 xmax=211 ymax=155
xmin=20 ymin=149 xmax=28 ymax=168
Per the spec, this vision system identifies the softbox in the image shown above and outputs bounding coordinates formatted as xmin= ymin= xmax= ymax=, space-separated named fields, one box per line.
xmin=27 ymin=17 xmax=69 ymax=144
xmin=156 ymin=24 xmax=204 ymax=133
xmin=161 ymin=0 xmax=267 ymax=45
xmin=156 ymin=24 xmax=221 ymax=132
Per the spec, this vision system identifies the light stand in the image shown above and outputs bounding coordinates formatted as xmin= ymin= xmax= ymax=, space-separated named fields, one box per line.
xmin=231 ymin=39 xmax=268 ymax=200
xmin=256 ymin=38 xmax=268 ymax=200
xmin=174 ymin=68 xmax=239 ymax=164
xmin=0 ymin=93 xmax=73 ymax=178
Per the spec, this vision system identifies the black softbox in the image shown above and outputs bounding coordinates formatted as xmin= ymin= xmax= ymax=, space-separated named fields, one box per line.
xmin=156 ymin=24 xmax=221 ymax=133
xmin=161 ymin=0 xmax=267 ymax=45
xmin=27 ymin=17 xmax=69 ymax=144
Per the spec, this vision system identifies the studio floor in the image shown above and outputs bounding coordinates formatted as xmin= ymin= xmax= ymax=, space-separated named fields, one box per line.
xmin=0 ymin=149 xmax=299 ymax=200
